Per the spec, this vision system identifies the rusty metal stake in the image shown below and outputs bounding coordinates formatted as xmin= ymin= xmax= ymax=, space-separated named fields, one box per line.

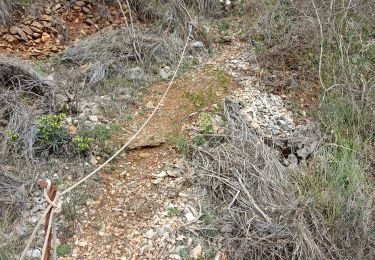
xmin=38 ymin=179 xmax=57 ymax=260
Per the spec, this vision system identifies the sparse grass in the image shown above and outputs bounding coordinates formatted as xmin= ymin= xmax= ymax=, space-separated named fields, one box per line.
xmin=217 ymin=20 xmax=230 ymax=31
xmin=178 ymin=248 xmax=190 ymax=260
xmin=167 ymin=129 xmax=191 ymax=157
xmin=167 ymin=207 xmax=180 ymax=217
xmin=198 ymin=112 xmax=213 ymax=134
xmin=90 ymin=125 xmax=113 ymax=142
xmin=183 ymin=88 xmax=216 ymax=110
xmin=56 ymin=243 xmax=71 ymax=257
xmin=183 ymin=70 xmax=231 ymax=110
xmin=215 ymin=70 xmax=231 ymax=93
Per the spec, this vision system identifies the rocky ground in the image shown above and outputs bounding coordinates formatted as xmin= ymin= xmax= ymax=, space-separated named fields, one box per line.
xmin=58 ymin=41 xmax=243 ymax=260
xmin=1 ymin=2 xmax=322 ymax=259
xmin=0 ymin=0 xmax=127 ymax=57
xmin=15 ymin=36 xmax=321 ymax=260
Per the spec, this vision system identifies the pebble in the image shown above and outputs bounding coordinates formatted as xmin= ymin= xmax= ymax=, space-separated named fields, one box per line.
xmin=185 ymin=212 xmax=195 ymax=222
xmin=88 ymin=115 xmax=99 ymax=122
xmin=26 ymin=249 xmax=41 ymax=258
xmin=78 ymin=240 xmax=88 ymax=247
xmin=191 ymin=244 xmax=203 ymax=259
xmin=160 ymin=66 xmax=172 ymax=80
xmin=145 ymin=229 xmax=155 ymax=239
xmin=192 ymin=41 xmax=205 ymax=49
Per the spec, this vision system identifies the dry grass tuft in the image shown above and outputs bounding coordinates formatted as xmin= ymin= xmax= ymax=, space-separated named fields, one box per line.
xmin=0 ymin=56 xmax=56 ymax=162
xmin=0 ymin=0 xmax=17 ymax=26
xmin=61 ymin=27 xmax=185 ymax=86
xmin=190 ymin=99 xmax=374 ymax=259
xmin=0 ymin=171 xmax=26 ymax=219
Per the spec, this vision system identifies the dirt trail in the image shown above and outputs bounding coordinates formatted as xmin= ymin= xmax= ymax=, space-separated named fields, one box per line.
xmin=65 ymin=41 xmax=244 ymax=259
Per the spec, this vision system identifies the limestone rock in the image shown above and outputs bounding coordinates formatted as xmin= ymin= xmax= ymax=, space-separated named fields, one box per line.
xmin=22 ymin=26 xmax=33 ymax=36
xmin=160 ymin=66 xmax=172 ymax=80
xmin=41 ymin=32 xmax=51 ymax=43
xmin=5 ymin=34 xmax=18 ymax=43
xmin=191 ymin=244 xmax=203 ymax=259
xmin=9 ymin=26 xmax=18 ymax=35
xmin=16 ymin=28 xmax=28 ymax=41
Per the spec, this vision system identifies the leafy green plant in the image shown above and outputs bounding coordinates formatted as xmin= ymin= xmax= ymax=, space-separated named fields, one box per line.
xmin=217 ymin=20 xmax=230 ymax=31
xmin=215 ymin=70 xmax=231 ymax=92
xmin=5 ymin=130 xmax=20 ymax=143
xmin=193 ymin=135 xmax=206 ymax=146
xmin=36 ymin=113 xmax=68 ymax=154
xmin=91 ymin=125 xmax=112 ymax=141
xmin=72 ymin=135 xmax=94 ymax=153
xmin=37 ymin=113 xmax=65 ymax=141
xmin=56 ymin=244 xmax=71 ymax=257
xmin=183 ymin=88 xmax=216 ymax=109
xmin=198 ymin=112 xmax=213 ymax=134
xmin=167 ymin=207 xmax=180 ymax=217
xmin=178 ymin=248 xmax=190 ymax=259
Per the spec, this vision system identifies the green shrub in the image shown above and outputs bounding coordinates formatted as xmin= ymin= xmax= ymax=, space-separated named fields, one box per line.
xmin=91 ymin=125 xmax=112 ymax=141
xmin=72 ymin=135 xmax=94 ymax=153
xmin=5 ymin=130 xmax=20 ymax=143
xmin=37 ymin=113 xmax=65 ymax=141
xmin=36 ymin=113 xmax=68 ymax=154
xmin=198 ymin=112 xmax=213 ymax=134
xmin=56 ymin=243 xmax=71 ymax=257
xmin=193 ymin=135 xmax=206 ymax=146
xmin=217 ymin=20 xmax=230 ymax=31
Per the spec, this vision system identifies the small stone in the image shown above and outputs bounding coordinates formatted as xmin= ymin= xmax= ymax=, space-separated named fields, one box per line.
xmin=53 ymin=3 xmax=62 ymax=10
xmin=152 ymin=178 xmax=162 ymax=185
xmin=212 ymin=115 xmax=224 ymax=133
xmin=145 ymin=229 xmax=154 ymax=239
xmin=90 ymin=155 xmax=98 ymax=165
xmin=167 ymin=169 xmax=180 ymax=178
xmin=297 ymin=148 xmax=310 ymax=159
xmin=153 ymin=171 xmax=167 ymax=178
xmin=16 ymin=28 xmax=28 ymax=41
xmin=5 ymin=34 xmax=18 ymax=43
xmin=88 ymin=115 xmax=98 ymax=122
xmin=145 ymin=101 xmax=154 ymax=109
xmin=160 ymin=66 xmax=172 ymax=80
xmin=31 ymin=27 xmax=43 ymax=34
xmin=9 ymin=26 xmax=18 ymax=34
xmin=251 ymin=121 xmax=260 ymax=129
xmin=75 ymin=1 xmax=86 ymax=6
xmin=84 ymin=18 xmax=94 ymax=25
xmin=157 ymin=224 xmax=171 ymax=237
xmin=41 ymin=32 xmax=51 ymax=43
xmin=44 ymin=8 xmax=52 ymax=15
xmin=41 ymin=15 xmax=53 ymax=21
xmin=26 ymin=249 xmax=41 ymax=258
xmin=191 ymin=244 xmax=203 ymax=259
xmin=22 ymin=26 xmax=33 ymax=36
xmin=192 ymin=41 xmax=205 ymax=48
xmin=287 ymin=154 xmax=298 ymax=165
xmin=82 ymin=6 xmax=91 ymax=13
xmin=185 ymin=212 xmax=195 ymax=222
xmin=31 ymin=21 xmax=44 ymax=30
xmin=78 ymin=241 xmax=88 ymax=247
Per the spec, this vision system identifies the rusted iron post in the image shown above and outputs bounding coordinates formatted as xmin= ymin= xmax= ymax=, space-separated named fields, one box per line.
xmin=38 ymin=179 xmax=57 ymax=260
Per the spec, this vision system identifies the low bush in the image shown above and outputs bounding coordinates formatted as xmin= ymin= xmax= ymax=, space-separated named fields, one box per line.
xmin=35 ymin=113 xmax=69 ymax=155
